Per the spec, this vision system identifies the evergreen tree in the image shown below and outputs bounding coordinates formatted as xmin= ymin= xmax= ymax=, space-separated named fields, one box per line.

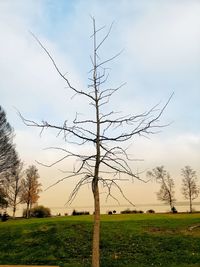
xmin=0 ymin=106 xmax=18 ymax=178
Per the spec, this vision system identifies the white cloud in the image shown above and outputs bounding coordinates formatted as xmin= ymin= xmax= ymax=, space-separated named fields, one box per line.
xmin=0 ymin=3 xmax=92 ymax=135
xmin=129 ymin=133 xmax=200 ymax=177
xmin=124 ymin=1 xmax=200 ymax=72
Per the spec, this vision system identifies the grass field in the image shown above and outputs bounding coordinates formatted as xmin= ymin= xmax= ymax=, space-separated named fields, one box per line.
xmin=0 ymin=213 xmax=200 ymax=267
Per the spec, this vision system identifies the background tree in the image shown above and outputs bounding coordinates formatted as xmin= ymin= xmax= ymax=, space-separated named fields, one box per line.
xmin=0 ymin=106 xmax=18 ymax=181
xmin=20 ymin=165 xmax=42 ymax=218
xmin=148 ymin=166 xmax=176 ymax=210
xmin=20 ymin=19 xmax=172 ymax=267
xmin=181 ymin=166 xmax=199 ymax=213
xmin=4 ymin=162 xmax=24 ymax=217
xmin=0 ymin=187 xmax=8 ymax=210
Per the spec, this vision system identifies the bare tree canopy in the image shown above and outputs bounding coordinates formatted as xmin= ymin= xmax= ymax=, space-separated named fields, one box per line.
xmin=20 ymin=165 xmax=42 ymax=218
xmin=3 ymin=162 xmax=24 ymax=217
xmin=181 ymin=166 xmax=199 ymax=213
xmin=148 ymin=166 xmax=176 ymax=210
xmin=0 ymin=106 xmax=19 ymax=179
xmin=20 ymin=18 xmax=172 ymax=267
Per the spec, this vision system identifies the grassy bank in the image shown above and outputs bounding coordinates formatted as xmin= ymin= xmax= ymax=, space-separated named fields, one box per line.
xmin=0 ymin=213 xmax=200 ymax=266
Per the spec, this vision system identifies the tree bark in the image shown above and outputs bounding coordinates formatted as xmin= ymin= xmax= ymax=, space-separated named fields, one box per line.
xmin=12 ymin=186 xmax=17 ymax=218
xmin=189 ymin=190 xmax=192 ymax=213
xmin=26 ymin=201 xmax=29 ymax=218
xmin=92 ymin=18 xmax=101 ymax=267
xmin=13 ymin=204 xmax=16 ymax=218
xmin=92 ymin=183 xmax=100 ymax=267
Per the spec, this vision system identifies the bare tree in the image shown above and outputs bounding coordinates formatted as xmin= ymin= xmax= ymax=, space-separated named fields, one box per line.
xmin=20 ymin=165 xmax=42 ymax=218
xmin=20 ymin=18 xmax=172 ymax=267
xmin=181 ymin=166 xmax=199 ymax=213
xmin=148 ymin=166 xmax=176 ymax=210
xmin=4 ymin=162 xmax=24 ymax=218
xmin=0 ymin=106 xmax=19 ymax=180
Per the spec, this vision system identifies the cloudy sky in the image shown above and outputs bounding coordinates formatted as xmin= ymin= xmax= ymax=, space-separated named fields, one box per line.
xmin=1 ymin=0 xmax=200 ymax=213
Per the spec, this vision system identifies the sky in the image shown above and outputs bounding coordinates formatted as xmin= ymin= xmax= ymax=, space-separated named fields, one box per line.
xmin=0 ymin=0 xmax=200 ymax=214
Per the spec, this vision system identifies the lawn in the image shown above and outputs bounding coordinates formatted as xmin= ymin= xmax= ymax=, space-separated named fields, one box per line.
xmin=0 ymin=213 xmax=200 ymax=267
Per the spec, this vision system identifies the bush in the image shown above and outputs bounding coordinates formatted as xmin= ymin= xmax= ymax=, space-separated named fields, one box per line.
xmin=171 ymin=206 xmax=178 ymax=213
xmin=107 ymin=210 xmax=117 ymax=215
xmin=121 ymin=208 xmax=131 ymax=214
xmin=72 ymin=209 xmax=90 ymax=216
xmin=146 ymin=209 xmax=155 ymax=213
xmin=120 ymin=209 xmax=144 ymax=214
xmin=23 ymin=206 xmax=51 ymax=218
xmin=1 ymin=212 xmax=9 ymax=222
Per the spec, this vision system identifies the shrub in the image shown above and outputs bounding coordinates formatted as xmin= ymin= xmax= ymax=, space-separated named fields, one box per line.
xmin=171 ymin=206 xmax=178 ymax=213
xmin=146 ymin=209 xmax=155 ymax=214
xmin=72 ymin=209 xmax=90 ymax=216
xmin=31 ymin=205 xmax=51 ymax=218
xmin=1 ymin=212 xmax=9 ymax=222
xmin=23 ymin=205 xmax=51 ymax=218
xmin=120 ymin=209 xmax=144 ymax=214
xmin=121 ymin=209 xmax=131 ymax=214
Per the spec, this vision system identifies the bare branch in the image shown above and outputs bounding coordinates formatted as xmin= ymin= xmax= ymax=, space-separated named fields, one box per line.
xmin=100 ymin=178 xmax=135 ymax=207
xmin=18 ymin=111 xmax=95 ymax=143
xmin=29 ymin=31 xmax=95 ymax=102
xmin=96 ymin=22 xmax=114 ymax=51
xmin=45 ymin=172 xmax=91 ymax=191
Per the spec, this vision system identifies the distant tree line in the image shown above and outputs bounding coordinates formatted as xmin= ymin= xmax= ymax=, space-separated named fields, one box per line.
xmin=119 ymin=209 xmax=155 ymax=214
xmin=1 ymin=163 xmax=42 ymax=218
xmin=0 ymin=106 xmax=42 ymax=218
xmin=109 ymin=166 xmax=199 ymax=215
xmin=148 ymin=166 xmax=199 ymax=213
xmin=120 ymin=209 xmax=144 ymax=214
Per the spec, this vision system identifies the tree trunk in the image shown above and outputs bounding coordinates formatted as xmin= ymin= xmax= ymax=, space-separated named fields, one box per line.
xmin=169 ymin=195 xmax=173 ymax=210
xmin=92 ymin=182 xmax=100 ymax=267
xmin=189 ymin=193 xmax=192 ymax=213
xmin=12 ymin=192 xmax=17 ymax=218
xmin=92 ymin=19 xmax=101 ymax=266
xmin=26 ymin=202 xmax=29 ymax=218
xmin=12 ymin=205 xmax=16 ymax=218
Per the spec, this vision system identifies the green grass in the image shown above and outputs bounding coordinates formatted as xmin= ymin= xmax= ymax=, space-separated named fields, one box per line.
xmin=0 ymin=213 xmax=200 ymax=266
